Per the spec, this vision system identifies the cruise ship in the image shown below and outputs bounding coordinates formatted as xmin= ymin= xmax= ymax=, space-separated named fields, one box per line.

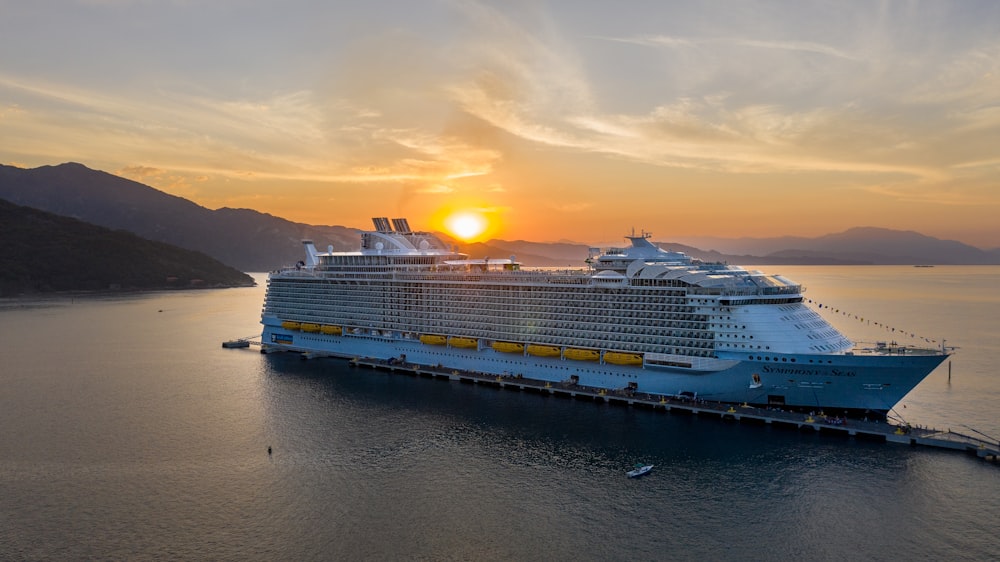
xmin=260 ymin=217 xmax=949 ymax=417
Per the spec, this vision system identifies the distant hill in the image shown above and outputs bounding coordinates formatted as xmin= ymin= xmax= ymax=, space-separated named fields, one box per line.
xmin=2 ymin=162 xmax=998 ymax=267
xmin=463 ymin=238 xmax=877 ymax=266
xmin=0 ymin=163 xmax=359 ymax=271
xmin=673 ymin=229 xmax=1000 ymax=265
xmin=0 ymin=198 xmax=254 ymax=296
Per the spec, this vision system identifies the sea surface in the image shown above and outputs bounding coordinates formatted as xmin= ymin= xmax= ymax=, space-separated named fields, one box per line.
xmin=0 ymin=266 xmax=997 ymax=561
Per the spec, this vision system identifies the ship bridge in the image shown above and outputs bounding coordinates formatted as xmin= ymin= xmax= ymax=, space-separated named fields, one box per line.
xmin=593 ymin=231 xmax=692 ymax=273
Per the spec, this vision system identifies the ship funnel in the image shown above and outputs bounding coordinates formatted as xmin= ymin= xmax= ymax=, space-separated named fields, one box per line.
xmin=372 ymin=217 xmax=393 ymax=232
xmin=391 ymin=218 xmax=412 ymax=233
xmin=302 ymin=240 xmax=319 ymax=267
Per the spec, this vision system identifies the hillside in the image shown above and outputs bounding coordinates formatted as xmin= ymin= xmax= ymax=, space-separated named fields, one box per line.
xmin=0 ymin=198 xmax=255 ymax=296
xmin=0 ymin=163 xmax=358 ymax=271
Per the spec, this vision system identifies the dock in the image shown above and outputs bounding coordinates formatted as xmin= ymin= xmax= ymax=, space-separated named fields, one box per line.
xmin=346 ymin=357 xmax=999 ymax=462
xmin=229 ymin=341 xmax=999 ymax=462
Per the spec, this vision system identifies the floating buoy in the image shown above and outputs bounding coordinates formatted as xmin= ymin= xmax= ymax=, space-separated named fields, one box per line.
xmin=267 ymin=446 xmax=272 ymax=455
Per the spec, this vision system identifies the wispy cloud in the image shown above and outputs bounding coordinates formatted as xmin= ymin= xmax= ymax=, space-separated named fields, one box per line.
xmin=443 ymin=4 xmax=1000 ymax=203
xmin=2 ymin=0 xmax=999 ymax=244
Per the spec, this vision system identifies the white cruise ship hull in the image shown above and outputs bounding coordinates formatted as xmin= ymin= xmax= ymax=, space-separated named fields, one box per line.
xmin=261 ymin=319 xmax=946 ymax=415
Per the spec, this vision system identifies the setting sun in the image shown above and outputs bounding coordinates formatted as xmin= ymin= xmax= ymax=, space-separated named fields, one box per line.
xmin=444 ymin=211 xmax=488 ymax=241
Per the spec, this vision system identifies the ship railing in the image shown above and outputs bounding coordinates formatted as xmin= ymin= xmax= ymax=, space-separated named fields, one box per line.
xmin=850 ymin=341 xmax=947 ymax=356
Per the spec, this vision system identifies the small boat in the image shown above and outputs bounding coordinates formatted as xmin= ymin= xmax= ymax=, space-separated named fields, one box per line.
xmin=492 ymin=341 xmax=525 ymax=354
xmin=526 ymin=344 xmax=561 ymax=357
xmin=626 ymin=463 xmax=654 ymax=478
xmin=449 ymin=336 xmax=479 ymax=348
xmin=420 ymin=334 xmax=447 ymax=345
xmin=300 ymin=322 xmax=321 ymax=333
xmin=320 ymin=325 xmax=342 ymax=335
xmin=564 ymin=348 xmax=600 ymax=361
xmin=280 ymin=320 xmax=301 ymax=330
xmin=221 ymin=339 xmax=250 ymax=349
xmin=605 ymin=351 xmax=643 ymax=365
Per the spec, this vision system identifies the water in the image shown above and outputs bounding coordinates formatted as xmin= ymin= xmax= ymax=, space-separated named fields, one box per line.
xmin=0 ymin=268 xmax=997 ymax=560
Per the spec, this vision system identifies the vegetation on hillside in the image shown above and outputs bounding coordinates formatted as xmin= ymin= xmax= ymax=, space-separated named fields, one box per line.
xmin=0 ymin=198 xmax=255 ymax=296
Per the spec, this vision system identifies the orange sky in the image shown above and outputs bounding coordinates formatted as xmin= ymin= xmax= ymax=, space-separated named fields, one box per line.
xmin=2 ymin=1 xmax=999 ymax=247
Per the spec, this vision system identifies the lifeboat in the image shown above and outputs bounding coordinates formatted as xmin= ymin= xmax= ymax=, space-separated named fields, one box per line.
xmin=449 ymin=336 xmax=479 ymax=349
xmin=280 ymin=321 xmax=301 ymax=330
xmin=320 ymin=325 xmax=342 ymax=335
xmin=420 ymin=334 xmax=447 ymax=345
xmin=564 ymin=348 xmax=599 ymax=362
xmin=604 ymin=351 xmax=643 ymax=365
xmin=527 ymin=344 xmax=561 ymax=357
xmin=492 ymin=341 xmax=525 ymax=354
xmin=300 ymin=323 xmax=321 ymax=333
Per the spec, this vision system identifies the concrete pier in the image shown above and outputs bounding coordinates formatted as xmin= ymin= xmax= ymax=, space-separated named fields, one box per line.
xmin=253 ymin=346 xmax=999 ymax=463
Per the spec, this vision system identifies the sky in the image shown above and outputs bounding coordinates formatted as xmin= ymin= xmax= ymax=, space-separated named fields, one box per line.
xmin=2 ymin=0 xmax=999 ymax=248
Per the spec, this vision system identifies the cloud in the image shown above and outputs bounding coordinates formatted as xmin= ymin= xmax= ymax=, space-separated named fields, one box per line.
xmin=2 ymin=0 xmax=998 ymax=239
xmin=608 ymin=34 xmax=857 ymax=61
xmin=117 ymin=165 xmax=165 ymax=179
xmin=418 ymin=184 xmax=455 ymax=194
xmin=440 ymin=3 xmax=1000 ymax=203
xmin=0 ymin=68 xmax=503 ymax=190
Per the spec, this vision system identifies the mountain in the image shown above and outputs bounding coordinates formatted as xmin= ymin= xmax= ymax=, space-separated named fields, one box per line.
xmin=0 ymin=198 xmax=254 ymax=296
xmin=464 ymin=239 xmax=873 ymax=266
xmin=2 ymin=162 xmax=997 ymax=267
xmin=0 ymin=163 xmax=358 ymax=271
xmin=673 ymin=229 xmax=999 ymax=265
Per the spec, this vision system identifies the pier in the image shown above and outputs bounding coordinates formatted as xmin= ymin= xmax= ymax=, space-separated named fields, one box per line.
xmin=227 ymin=342 xmax=998 ymax=462
xmin=346 ymin=357 xmax=999 ymax=462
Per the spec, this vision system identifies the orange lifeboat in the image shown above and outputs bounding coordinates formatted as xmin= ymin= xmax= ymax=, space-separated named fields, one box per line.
xmin=526 ymin=344 xmax=561 ymax=357
xmin=604 ymin=351 xmax=643 ymax=365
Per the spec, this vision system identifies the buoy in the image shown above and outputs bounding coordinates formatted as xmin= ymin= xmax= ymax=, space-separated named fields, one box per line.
xmin=267 ymin=446 xmax=272 ymax=455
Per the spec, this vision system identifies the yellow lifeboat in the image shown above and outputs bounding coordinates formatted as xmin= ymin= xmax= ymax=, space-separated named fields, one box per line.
xmin=604 ymin=351 xmax=644 ymax=365
xmin=527 ymin=344 xmax=561 ymax=357
xmin=320 ymin=325 xmax=342 ymax=335
xmin=420 ymin=334 xmax=447 ymax=345
xmin=281 ymin=321 xmax=301 ymax=330
xmin=564 ymin=348 xmax=599 ymax=362
xmin=449 ymin=336 xmax=479 ymax=349
xmin=300 ymin=323 xmax=321 ymax=333
xmin=492 ymin=341 xmax=525 ymax=354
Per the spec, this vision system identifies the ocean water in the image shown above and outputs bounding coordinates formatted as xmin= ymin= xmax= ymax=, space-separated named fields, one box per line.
xmin=0 ymin=267 xmax=997 ymax=561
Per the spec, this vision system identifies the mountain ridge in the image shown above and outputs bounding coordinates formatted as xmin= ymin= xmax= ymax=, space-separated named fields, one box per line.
xmin=2 ymin=162 xmax=998 ymax=268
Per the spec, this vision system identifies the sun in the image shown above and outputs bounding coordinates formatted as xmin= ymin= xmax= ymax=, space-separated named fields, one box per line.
xmin=444 ymin=211 xmax=488 ymax=241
